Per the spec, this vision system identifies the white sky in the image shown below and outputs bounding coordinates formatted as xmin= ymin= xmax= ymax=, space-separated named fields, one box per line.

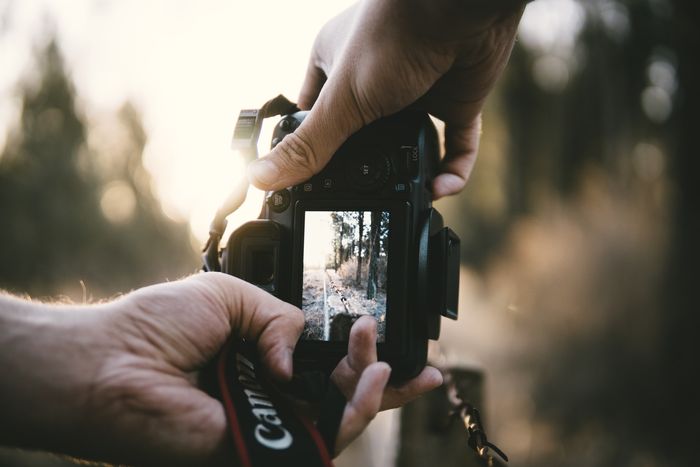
xmin=303 ymin=211 xmax=374 ymax=269
xmin=303 ymin=211 xmax=336 ymax=269
xmin=0 ymin=0 xmax=579 ymax=242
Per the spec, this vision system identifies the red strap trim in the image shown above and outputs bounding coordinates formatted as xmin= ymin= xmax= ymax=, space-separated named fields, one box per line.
xmin=299 ymin=415 xmax=334 ymax=467
xmin=217 ymin=341 xmax=252 ymax=467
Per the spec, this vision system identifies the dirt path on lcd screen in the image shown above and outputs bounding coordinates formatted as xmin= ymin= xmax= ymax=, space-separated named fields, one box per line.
xmin=303 ymin=268 xmax=387 ymax=340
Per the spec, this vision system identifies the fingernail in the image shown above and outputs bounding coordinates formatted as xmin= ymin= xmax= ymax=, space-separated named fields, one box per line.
xmin=428 ymin=367 xmax=444 ymax=386
xmin=377 ymin=362 xmax=392 ymax=376
xmin=381 ymin=364 xmax=392 ymax=384
xmin=248 ymin=159 xmax=280 ymax=186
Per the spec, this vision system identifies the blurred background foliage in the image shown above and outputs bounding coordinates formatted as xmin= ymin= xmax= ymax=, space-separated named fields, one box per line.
xmin=0 ymin=39 xmax=198 ymax=299
xmin=433 ymin=1 xmax=698 ymax=466
xmin=0 ymin=0 xmax=698 ymax=466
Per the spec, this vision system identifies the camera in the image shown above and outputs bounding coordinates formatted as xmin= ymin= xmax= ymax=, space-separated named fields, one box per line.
xmin=210 ymin=104 xmax=460 ymax=381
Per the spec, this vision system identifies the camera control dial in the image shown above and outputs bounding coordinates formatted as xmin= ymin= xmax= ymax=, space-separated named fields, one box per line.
xmin=346 ymin=150 xmax=391 ymax=192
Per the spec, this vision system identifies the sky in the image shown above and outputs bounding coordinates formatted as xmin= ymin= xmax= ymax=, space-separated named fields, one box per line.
xmin=303 ymin=211 xmax=336 ymax=270
xmin=303 ymin=211 xmax=376 ymax=270
xmin=0 ymin=0 xmax=583 ymax=242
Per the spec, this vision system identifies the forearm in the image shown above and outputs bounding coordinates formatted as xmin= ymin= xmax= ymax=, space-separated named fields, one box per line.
xmin=0 ymin=294 xmax=107 ymax=453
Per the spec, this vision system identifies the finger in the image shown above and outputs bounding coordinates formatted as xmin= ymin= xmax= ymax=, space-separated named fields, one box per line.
xmin=334 ymin=362 xmax=391 ymax=455
xmin=346 ymin=315 xmax=378 ymax=371
xmin=329 ymin=316 xmax=378 ymax=400
xmin=380 ymin=366 xmax=443 ymax=410
xmin=298 ymin=58 xmax=327 ymax=110
xmin=432 ymin=115 xmax=482 ymax=199
xmin=247 ymin=71 xmax=371 ymax=191
xmin=188 ymin=273 xmax=304 ymax=380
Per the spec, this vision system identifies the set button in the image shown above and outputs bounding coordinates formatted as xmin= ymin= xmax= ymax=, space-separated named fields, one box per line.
xmin=347 ymin=150 xmax=390 ymax=191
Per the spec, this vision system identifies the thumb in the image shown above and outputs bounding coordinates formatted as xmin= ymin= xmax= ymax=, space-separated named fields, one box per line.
xmin=247 ymin=76 xmax=370 ymax=192
xmin=189 ymin=273 xmax=304 ymax=381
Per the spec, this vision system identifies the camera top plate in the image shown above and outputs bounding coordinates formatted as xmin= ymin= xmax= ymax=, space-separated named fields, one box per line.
xmin=265 ymin=110 xmax=439 ymax=209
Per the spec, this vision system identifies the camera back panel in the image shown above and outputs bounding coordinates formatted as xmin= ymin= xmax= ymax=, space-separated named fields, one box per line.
xmin=223 ymin=109 xmax=459 ymax=381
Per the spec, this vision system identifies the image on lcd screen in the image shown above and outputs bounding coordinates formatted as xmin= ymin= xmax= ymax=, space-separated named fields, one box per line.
xmin=302 ymin=210 xmax=390 ymax=342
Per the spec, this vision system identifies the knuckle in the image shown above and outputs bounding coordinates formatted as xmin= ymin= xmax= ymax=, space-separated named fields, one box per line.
xmin=354 ymin=401 xmax=378 ymax=426
xmin=189 ymin=273 xmax=238 ymax=311
xmin=289 ymin=306 xmax=305 ymax=327
xmin=261 ymin=297 xmax=304 ymax=331
xmin=273 ymin=303 xmax=304 ymax=330
xmin=347 ymin=85 xmax=378 ymax=127
xmin=274 ymin=131 xmax=319 ymax=179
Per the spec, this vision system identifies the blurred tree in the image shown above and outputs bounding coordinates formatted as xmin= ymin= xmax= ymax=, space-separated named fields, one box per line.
xmin=498 ymin=2 xmax=684 ymax=466
xmin=366 ymin=211 xmax=380 ymax=299
xmin=0 ymin=1 xmax=10 ymax=36
xmin=661 ymin=1 xmax=700 ymax=464
xmin=434 ymin=1 xmax=693 ymax=466
xmin=442 ymin=0 xmax=677 ymax=267
xmin=356 ymin=210 xmax=363 ymax=284
xmin=0 ymin=38 xmax=197 ymax=299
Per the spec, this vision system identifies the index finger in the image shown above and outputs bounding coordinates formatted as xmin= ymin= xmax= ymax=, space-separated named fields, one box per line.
xmin=380 ymin=366 xmax=443 ymax=410
xmin=188 ymin=273 xmax=304 ymax=381
xmin=346 ymin=316 xmax=378 ymax=371
xmin=432 ymin=116 xmax=481 ymax=199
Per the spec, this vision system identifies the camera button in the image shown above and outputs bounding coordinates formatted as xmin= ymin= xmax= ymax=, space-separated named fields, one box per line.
xmin=394 ymin=182 xmax=411 ymax=193
xmin=266 ymin=189 xmax=291 ymax=212
xmin=322 ymin=178 xmax=333 ymax=189
xmin=348 ymin=153 xmax=390 ymax=190
xmin=279 ymin=118 xmax=292 ymax=131
xmin=400 ymin=145 xmax=419 ymax=179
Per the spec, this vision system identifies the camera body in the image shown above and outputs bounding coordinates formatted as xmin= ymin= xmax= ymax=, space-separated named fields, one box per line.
xmin=220 ymin=109 xmax=460 ymax=381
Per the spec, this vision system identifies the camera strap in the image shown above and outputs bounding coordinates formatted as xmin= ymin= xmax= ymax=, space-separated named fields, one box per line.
xmin=215 ymin=339 xmax=339 ymax=467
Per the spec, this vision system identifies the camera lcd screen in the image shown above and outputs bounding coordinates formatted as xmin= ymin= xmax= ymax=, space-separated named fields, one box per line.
xmin=301 ymin=210 xmax=390 ymax=342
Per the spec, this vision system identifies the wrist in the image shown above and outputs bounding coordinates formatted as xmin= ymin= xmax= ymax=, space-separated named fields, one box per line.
xmin=0 ymin=295 xmax=110 ymax=454
xmin=397 ymin=0 xmax=526 ymax=43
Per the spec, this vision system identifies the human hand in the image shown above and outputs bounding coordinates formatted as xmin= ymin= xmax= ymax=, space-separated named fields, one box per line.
xmin=330 ymin=316 xmax=443 ymax=455
xmin=0 ymin=273 xmax=304 ymax=465
xmin=248 ymin=0 xmax=526 ymax=199
xmin=0 ymin=273 xmax=441 ymax=464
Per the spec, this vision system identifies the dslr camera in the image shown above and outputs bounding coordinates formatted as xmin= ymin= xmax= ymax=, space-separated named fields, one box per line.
xmin=206 ymin=99 xmax=460 ymax=381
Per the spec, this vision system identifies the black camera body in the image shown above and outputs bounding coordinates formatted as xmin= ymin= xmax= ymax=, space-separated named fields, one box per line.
xmin=220 ymin=109 xmax=460 ymax=381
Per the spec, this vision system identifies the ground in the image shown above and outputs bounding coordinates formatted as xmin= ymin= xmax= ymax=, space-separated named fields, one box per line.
xmin=301 ymin=268 xmax=386 ymax=341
